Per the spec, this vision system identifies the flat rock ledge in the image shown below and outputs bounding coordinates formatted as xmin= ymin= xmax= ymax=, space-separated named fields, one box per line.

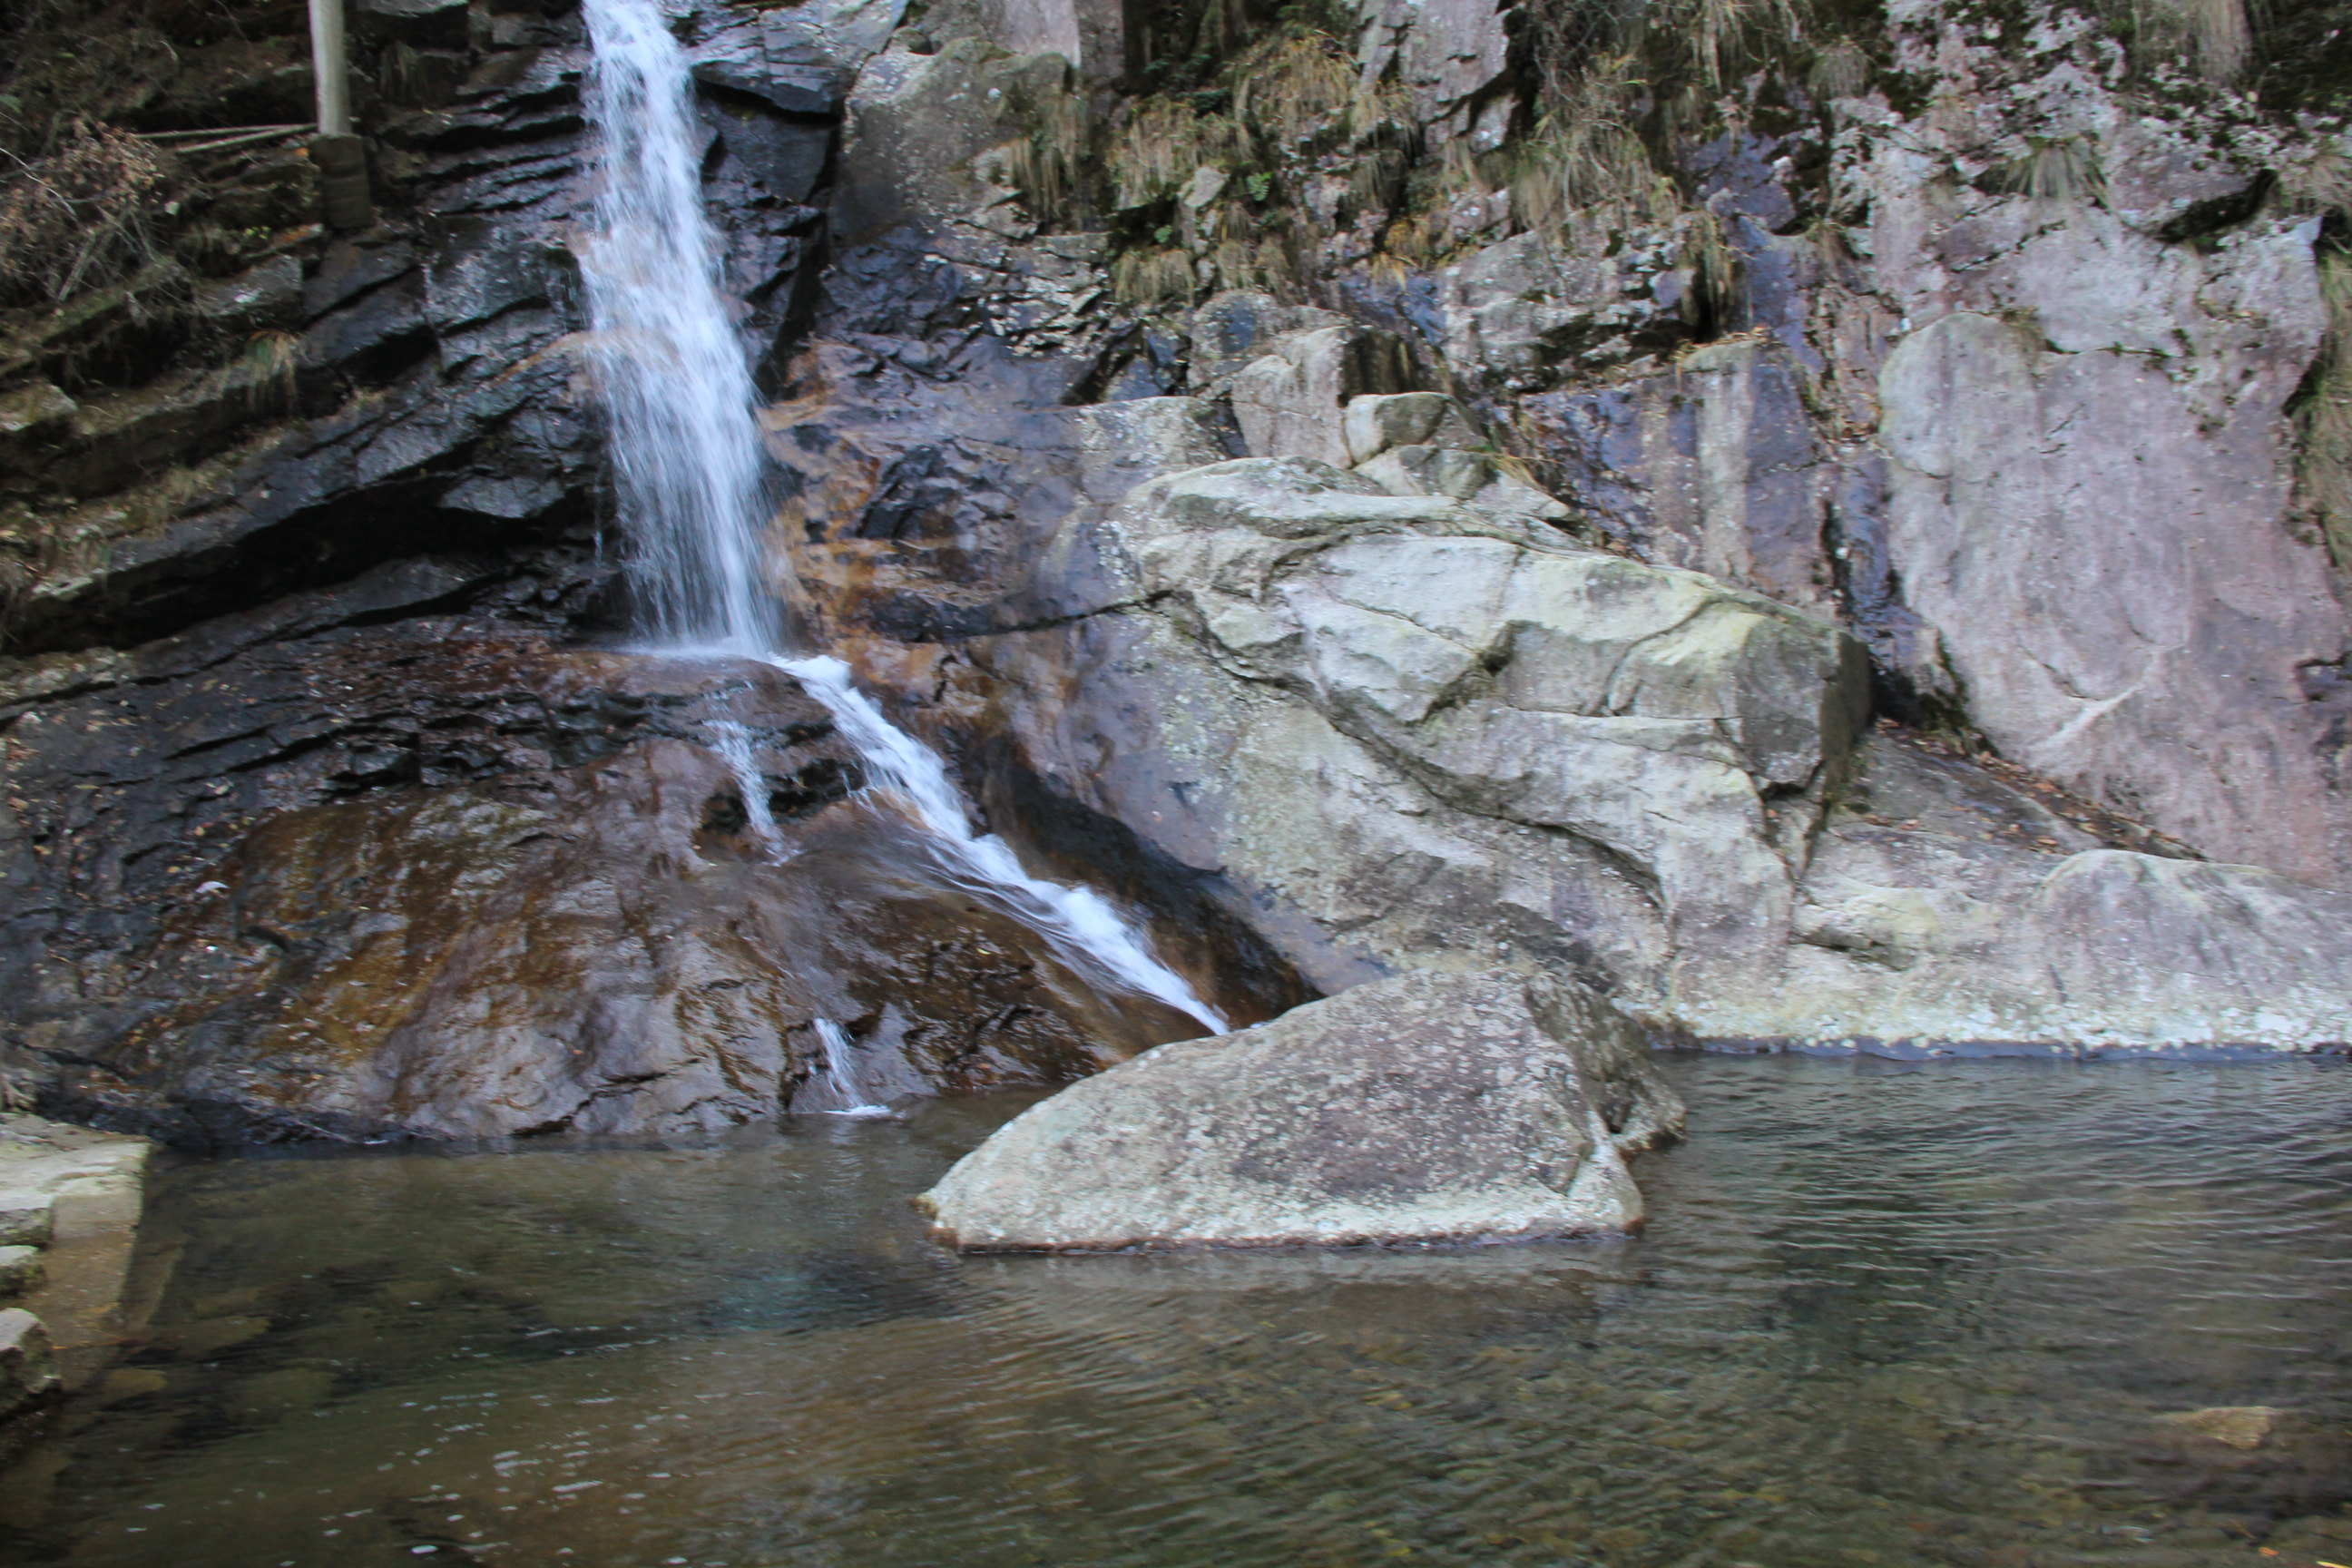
xmin=0 ymin=1114 xmax=152 ymax=1438
xmin=917 ymin=971 xmax=1686 ymax=1252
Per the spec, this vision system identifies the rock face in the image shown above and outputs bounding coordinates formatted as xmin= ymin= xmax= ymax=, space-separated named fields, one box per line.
xmin=1502 ymin=19 xmax=2352 ymax=887
xmin=0 ymin=0 xmax=1299 ymax=1142
xmin=749 ymin=0 xmax=2352 ymax=1055
xmin=1098 ymin=453 xmax=1869 ymax=996
xmin=9 ymin=0 xmax=2352 ymax=1155
xmin=4 ymin=632 xmax=1246 ymax=1144
xmin=920 ymin=970 xmax=1685 ymax=1250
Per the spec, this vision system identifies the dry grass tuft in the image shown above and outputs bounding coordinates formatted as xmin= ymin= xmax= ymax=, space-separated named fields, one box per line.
xmin=0 ymin=123 xmax=181 ymax=309
xmin=2278 ymin=148 xmax=2352 ymax=220
xmin=1509 ymin=54 xmax=1676 ymax=230
xmin=1984 ymin=138 xmax=2107 ymax=204
xmin=240 ymin=328 xmax=301 ymax=414
xmin=1232 ymin=33 xmax=1357 ymax=153
xmin=1109 ymin=97 xmax=1251 ymax=211
xmin=999 ymin=87 xmax=1093 ymax=227
xmin=2106 ymin=0 xmax=2253 ymax=81
xmin=2298 ymin=250 xmax=2352 ymax=569
xmin=1112 ymin=245 xmax=1199 ymax=306
xmin=1681 ymin=207 xmax=1740 ymax=328
xmin=1206 ymin=234 xmax=1295 ymax=294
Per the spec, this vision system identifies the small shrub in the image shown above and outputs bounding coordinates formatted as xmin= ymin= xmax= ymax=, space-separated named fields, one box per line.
xmin=0 ymin=123 xmax=181 ymax=309
xmin=240 ymin=327 xmax=300 ymax=415
xmin=1983 ymin=138 xmax=2107 ymax=205
xmin=1808 ymin=36 xmax=1869 ymax=99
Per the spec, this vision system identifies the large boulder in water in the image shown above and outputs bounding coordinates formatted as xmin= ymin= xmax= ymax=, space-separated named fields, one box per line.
xmin=918 ymin=970 xmax=1685 ymax=1251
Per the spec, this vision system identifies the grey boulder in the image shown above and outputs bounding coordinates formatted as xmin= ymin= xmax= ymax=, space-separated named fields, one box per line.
xmin=0 ymin=1308 xmax=57 ymax=1422
xmin=918 ymin=971 xmax=1684 ymax=1252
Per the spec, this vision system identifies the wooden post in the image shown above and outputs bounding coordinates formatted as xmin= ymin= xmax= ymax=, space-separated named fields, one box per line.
xmin=307 ymin=0 xmax=373 ymax=228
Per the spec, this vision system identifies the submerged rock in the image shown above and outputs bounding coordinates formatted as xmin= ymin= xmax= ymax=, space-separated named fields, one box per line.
xmin=2154 ymin=1406 xmax=2297 ymax=1451
xmin=918 ymin=970 xmax=1685 ymax=1251
xmin=0 ymin=1308 xmax=58 ymax=1422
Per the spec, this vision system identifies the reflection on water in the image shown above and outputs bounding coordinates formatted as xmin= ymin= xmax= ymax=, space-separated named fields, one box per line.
xmin=3 ymin=1056 xmax=2349 ymax=1566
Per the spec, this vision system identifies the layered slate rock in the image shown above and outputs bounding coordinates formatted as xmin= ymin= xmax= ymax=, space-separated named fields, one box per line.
xmin=918 ymin=971 xmax=1686 ymax=1251
xmin=6 ymin=643 xmax=1212 ymax=1145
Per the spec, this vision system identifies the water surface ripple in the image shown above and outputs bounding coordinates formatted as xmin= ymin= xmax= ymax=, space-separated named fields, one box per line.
xmin=5 ymin=1055 xmax=2348 ymax=1567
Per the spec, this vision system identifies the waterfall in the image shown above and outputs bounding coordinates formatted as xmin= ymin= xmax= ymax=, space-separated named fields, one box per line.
xmin=577 ymin=0 xmax=775 ymax=654
xmin=576 ymin=0 xmax=1229 ymax=1036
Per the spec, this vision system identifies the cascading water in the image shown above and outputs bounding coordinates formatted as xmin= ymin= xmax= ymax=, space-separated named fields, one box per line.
xmin=575 ymin=0 xmax=1228 ymax=1036
xmin=807 ymin=1018 xmax=893 ymax=1117
xmin=781 ymin=654 xmax=1229 ymax=1031
xmin=709 ymin=720 xmax=784 ymax=859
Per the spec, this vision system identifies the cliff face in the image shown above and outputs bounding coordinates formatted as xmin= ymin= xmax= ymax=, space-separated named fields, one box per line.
xmin=767 ymin=0 xmax=2352 ymax=1046
xmin=0 ymin=0 xmax=2347 ymax=1140
xmin=0 ymin=0 xmax=1271 ymax=1144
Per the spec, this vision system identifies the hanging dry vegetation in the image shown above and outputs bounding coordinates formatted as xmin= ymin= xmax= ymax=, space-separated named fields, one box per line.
xmin=2296 ymin=249 xmax=2352 ymax=567
xmin=1102 ymin=27 xmax=1389 ymax=306
xmin=0 ymin=0 xmax=322 ymax=387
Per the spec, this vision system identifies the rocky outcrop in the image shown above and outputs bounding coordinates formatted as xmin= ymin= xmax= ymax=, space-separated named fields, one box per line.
xmin=936 ymin=418 xmax=2352 ymax=1048
xmin=920 ymin=969 xmax=1684 ymax=1250
xmin=0 ymin=1112 xmax=150 ymax=1441
xmin=1 ymin=621 xmax=1249 ymax=1143
xmin=0 ymin=0 xmax=1309 ymax=1144
xmin=1098 ymin=452 xmax=1869 ymax=990
xmin=1486 ymin=12 xmax=2352 ymax=886
xmin=749 ymin=0 xmax=2352 ymax=1056
xmin=11 ymin=0 xmax=2352 ymax=1160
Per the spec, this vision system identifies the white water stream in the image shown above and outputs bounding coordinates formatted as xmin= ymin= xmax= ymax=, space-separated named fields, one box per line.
xmin=808 ymin=1017 xmax=894 ymax=1117
xmin=708 ymin=720 xmax=783 ymax=859
xmin=576 ymin=0 xmax=1227 ymax=1036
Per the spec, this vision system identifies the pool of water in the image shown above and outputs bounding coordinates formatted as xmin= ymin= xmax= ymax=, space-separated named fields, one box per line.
xmin=3 ymin=1054 xmax=2348 ymax=1567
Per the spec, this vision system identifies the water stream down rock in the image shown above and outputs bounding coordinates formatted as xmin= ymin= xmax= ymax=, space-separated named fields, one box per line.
xmin=918 ymin=970 xmax=1686 ymax=1250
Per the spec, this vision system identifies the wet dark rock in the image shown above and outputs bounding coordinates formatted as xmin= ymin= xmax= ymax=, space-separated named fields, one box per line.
xmin=691 ymin=61 xmax=842 ymax=119
xmin=190 ymin=259 xmax=308 ymax=334
xmin=358 ymin=0 xmax=475 ymax=51
xmin=702 ymin=89 xmax=834 ymax=207
xmin=4 ymin=637 xmax=1201 ymax=1147
xmin=0 ymin=1 xmax=899 ymax=1147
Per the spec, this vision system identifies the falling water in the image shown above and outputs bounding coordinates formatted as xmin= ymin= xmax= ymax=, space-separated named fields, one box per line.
xmin=576 ymin=0 xmax=1227 ymax=1034
xmin=780 ymin=655 xmax=1230 ymax=1033
xmin=577 ymin=0 xmax=775 ymax=654
xmin=709 ymin=720 xmax=784 ymax=859
xmin=807 ymin=1018 xmax=894 ymax=1117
